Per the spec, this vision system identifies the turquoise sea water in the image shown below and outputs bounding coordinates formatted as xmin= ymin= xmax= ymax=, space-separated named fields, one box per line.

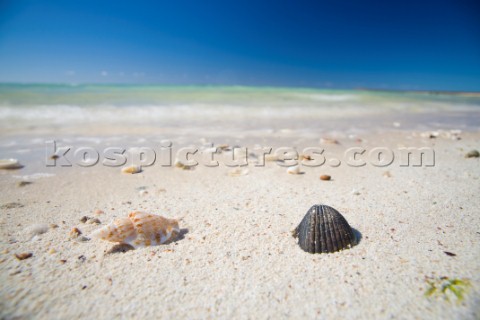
xmin=0 ymin=84 xmax=479 ymax=131
xmin=1 ymin=83 xmax=480 ymax=107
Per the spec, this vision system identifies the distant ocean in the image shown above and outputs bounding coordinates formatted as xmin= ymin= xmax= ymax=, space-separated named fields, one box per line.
xmin=0 ymin=84 xmax=479 ymax=130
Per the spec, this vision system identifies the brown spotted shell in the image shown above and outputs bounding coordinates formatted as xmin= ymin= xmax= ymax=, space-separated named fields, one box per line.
xmin=292 ymin=204 xmax=355 ymax=253
xmin=90 ymin=211 xmax=180 ymax=248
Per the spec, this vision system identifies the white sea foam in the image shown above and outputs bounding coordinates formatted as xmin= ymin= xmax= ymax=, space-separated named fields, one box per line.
xmin=13 ymin=173 xmax=56 ymax=180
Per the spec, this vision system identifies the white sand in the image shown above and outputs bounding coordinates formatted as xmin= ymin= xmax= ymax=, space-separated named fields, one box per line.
xmin=1 ymin=129 xmax=479 ymax=319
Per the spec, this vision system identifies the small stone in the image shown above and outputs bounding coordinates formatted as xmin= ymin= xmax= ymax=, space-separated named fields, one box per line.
xmin=50 ymin=155 xmax=59 ymax=160
xmin=87 ymin=218 xmax=101 ymax=225
xmin=351 ymin=189 xmax=361 ymax=195
xmin=174 ymin=159 xmax=195 ymax=170
xmin=465 ymin=150 xmax=479 ymax=158
xmin=287 ymin=165 xmax=302 ymax=175
xmin=139 ymin=190 xmax=149 ymax=196
xmin=16 ymin=181 xmax=32 ymax=187
xmin=50 ymin=224 xmax=59 ymax=229
xmin=69 ymin=227 xmax=82 ymax=238
xmin=79 ymin=216 xmax=89 ymax=223
xmin=320 ymin=174 xmax=331 ymax=181
xmin=77 ymin=236 xmax=90 ymax=242
xmin=121 ymin=165 xmax=142 ymax=174
xmin=15 ymin=252 xmax=33 ymax=260
xmin=48 ymin=248 xmax=57 ymax=254
xmin=94 ymin=209 xmax=104 ymax=215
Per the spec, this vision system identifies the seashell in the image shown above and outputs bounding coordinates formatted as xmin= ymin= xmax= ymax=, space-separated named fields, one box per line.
xmin=286 ymin=165 xmax=302 ymax=174
xmin=0 ymin=159 xmax=23 ymax=170
xmin=90 ymin=211 xmax=180 ymax=248
xmin=121 ymin=165 xmax=141 ymax=174
xmin=292 ymin=204 xmax=356 ymax=254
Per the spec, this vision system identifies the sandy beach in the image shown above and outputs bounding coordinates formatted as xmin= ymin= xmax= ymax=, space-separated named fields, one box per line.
xmin=1 ymin=87 xmax=479 ymax=319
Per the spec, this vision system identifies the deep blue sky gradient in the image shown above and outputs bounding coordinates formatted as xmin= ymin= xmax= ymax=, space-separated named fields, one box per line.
xmin=1 ymin=0 xmax=479 ymax=90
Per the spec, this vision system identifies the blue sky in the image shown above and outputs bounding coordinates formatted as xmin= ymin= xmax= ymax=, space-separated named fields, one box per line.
xmin=0 ymin=0 xmax=479 ymax=90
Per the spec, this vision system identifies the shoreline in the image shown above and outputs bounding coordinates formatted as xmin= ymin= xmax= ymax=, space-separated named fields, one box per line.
xmin=1 ymin=87 xmax=479 ymax=319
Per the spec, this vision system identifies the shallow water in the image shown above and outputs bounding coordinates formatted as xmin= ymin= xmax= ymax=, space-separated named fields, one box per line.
xmin=1 ymin=84 xmax=479 ymax=132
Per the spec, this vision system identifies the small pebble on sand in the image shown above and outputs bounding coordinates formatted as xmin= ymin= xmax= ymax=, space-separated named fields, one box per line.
xmin=80 ymin=216 xmax=100 ymax=224
xmin=16 ymin=181 xmax=32 ymax=187
xmin=352 ymin=189 xmax=361 ymax=195
xmin=320 ymin=174 xmax=331 ymax=181
xmin=15 ymin=252 xmax=33 ymax=260
xmin=175 ymin=159 xmax=195 ymax=170
xmin=87 ymin=218 xmax=101 ymax=225
xmin=94 ymin=209 xmax=105 ymax=215
xmin=69 ymin=227 xmax=82 ymax=238
xmin=287 ymin=165 xmax=302 ymax=175
xmin=121 ymin=165 xmax=142 ymax=174
xmin=465 ymin=150 xmax=479 ymax=158
xmin=0 ymin=159 xmax=23 ymax=170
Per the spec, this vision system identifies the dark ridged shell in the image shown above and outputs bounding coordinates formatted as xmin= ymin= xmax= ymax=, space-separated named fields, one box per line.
xmin=293 ymin=205 xmax=355 ymax=254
